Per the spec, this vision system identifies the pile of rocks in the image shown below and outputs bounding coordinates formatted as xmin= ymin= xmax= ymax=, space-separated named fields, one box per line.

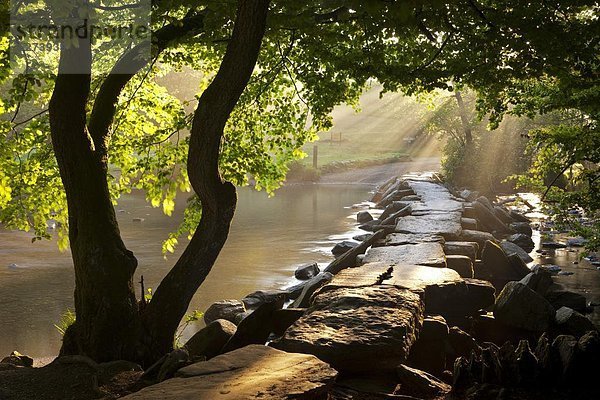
xmin=121 ymin=174 xmax=598 ymax=399
xmin=9 ymin=174 xmax=594 ymax=399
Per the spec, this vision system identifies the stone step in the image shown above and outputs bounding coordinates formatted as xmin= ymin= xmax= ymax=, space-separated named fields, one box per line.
xmin=272 ymin=286 xmax=424 ymax=374
xmin=363 ymin=243 xmax=447 ymax=268
xmin=395 ymin=213 xmax=463 ymax=239
xmin=121 ymin=345 xmax=337 ymax=400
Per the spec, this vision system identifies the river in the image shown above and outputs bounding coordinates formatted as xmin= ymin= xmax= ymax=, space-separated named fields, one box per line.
xmin=0 ymin=184 xmax=373 ymax=359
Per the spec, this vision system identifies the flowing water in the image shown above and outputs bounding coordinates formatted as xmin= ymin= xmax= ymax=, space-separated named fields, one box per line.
xmin=0 ymin=184 xmax=372 ymax=359
xmin=2 ymin=183 xmax=598 ymax=361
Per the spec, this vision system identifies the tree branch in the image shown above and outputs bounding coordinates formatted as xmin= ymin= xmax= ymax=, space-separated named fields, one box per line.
xmin=143 ymin=0 xmax=271 ymax=359
xmin=88 ymin=11 xmax=208 ymax=160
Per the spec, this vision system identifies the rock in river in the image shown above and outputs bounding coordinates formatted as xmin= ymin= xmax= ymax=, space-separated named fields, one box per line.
xmin=356 ymin=210 xmax=374 ymax=223
xmin=294 ymin=262 xmax=320 ymax=280
xmin=331 ymin=241 xmax=358 ymax=256
xmin=500 ymin=241 xmax=533 ymax=264
xmin=507 ymin=233 xmax=535 ymax=252
xmin=204 ymin=300 xmax=246 ymax=325
xmin=555 ymin=307 xmax=596 ymax=337
xmin=494 ymin=281 xmax=555 ymax=332
xmin=184 ymin=319 xmax=236 ymax=360
xmin=122 ymin=345 xmax=337 ymax=400
xmin=479 ymin=241 xmax=528 ymax=281
xmin=272 ymin=286 xmax=424 ymax=373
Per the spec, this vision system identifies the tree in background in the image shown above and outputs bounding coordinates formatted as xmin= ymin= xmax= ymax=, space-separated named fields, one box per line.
xmin=423 ymin=88 xmax=533 ymax=194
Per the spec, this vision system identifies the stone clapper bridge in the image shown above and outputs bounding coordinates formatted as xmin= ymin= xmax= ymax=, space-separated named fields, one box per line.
xmin=123 ymin=173 xmax=517 ymax=399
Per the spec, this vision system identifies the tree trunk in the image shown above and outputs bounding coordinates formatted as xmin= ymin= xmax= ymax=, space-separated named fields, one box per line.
xmin=49 ymin=11 xmax=139 ymax=362
xmin=141 ymin=0 xmax=271 ymax=361
xmin=454 ymin=90 xmax=473 ymax=145
xmin=48 ymin=0 xmax=269 ymax=364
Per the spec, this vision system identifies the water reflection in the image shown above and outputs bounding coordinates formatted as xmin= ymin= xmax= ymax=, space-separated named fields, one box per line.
xmin=0 ymin=184 xmax=371 ymax=358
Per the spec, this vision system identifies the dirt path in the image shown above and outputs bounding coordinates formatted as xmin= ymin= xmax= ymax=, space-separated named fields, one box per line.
xmin=319 ymin=157 xmax=441 ymax=186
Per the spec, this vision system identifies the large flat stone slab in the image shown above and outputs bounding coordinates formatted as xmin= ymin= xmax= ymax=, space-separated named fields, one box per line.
xmin=272 ymin=286 xmax=424 ymax=373
xmin=411 ymin=200 xmax=464 ymax=213
xmin=122 ymin=345 xmax=337 ymax=399
xmin=395 ymin=213 xmax=462 ymax=239
xmin=363 ymin=243 xmax=447 ymax=268
xmin=381 ymin=233 xmax=444 ymax=247
xmin=323 ymin=262 xmax=462 ymax=292
xmin=320 ymin=263 xmax=495 ymax=318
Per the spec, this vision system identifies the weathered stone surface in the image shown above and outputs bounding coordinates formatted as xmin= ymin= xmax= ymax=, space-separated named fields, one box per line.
xmin=443 ymin=241 xmax=478 ymax=262
xmin=461 ymin=217 xmax=478 ymax=230
xmin=290 ymin=272 xmax=333 ymax=308
xmin=332 ymin=241 xmax=358 ymax=256
xmin=356 ymin=210 xmax=374 ymax=223
xmin=272 ymin=308 xmax=306 ymax=336
xmin=324 ymin=229 xmax=390 ymax=274
xmin=295 ymin=262 xmax=320 ymax=280
xmin=446 ymin=255 xmax=474 ymax=278
xmin=494 ymin=206 xmax=515 ymax=224
xmin=552 ymin=335 xmax=578 ymax=380
xmin=396 ymin=213 xmax=462 ymax=239
xmin=479 ymin=240 xmax=528 ymax=281
xmin=323 ymin=263 xmax=490 ymax=317
xmin=459 ymin=230 xmax=496 ymax=253
xmin=123 ymin=345 xmax=337 ymax=400
xmin=379 ymin=201 xmax=409 ymax=221
xmin=204 ymin=300 xmax=246 ymax=325
xmin=494 ymin=281 xmax=555 ymax=332
xmin=519 ymin=269 xmax=553 ymax=295
xmin=184 ymin=319 xmax=237 ymax=360
xmin=576 ymin=331 xmax=600 ymax=384
xmin=382 ymin=233 xmax=444 ymax=246
xmin=222 ymin=297 xmax=284 ymax=353
xmin=242 ymin=290 xmax=288 ymax=309
xmin=507 ymin=233 xmax=535 ymax=252
xmin=156 ymin=349 xmax=191 ymax=382
xmin=510 ymin=210 xmax=530 ymax=223
xmin=555 ymin=307 xmax=596 ymax=337
xmin=363 ymin=243 xmax=446 ymax=268
xmin=408 ymin=316 xmax=448 ymax=375
xmin=501 ymin=241 xmax=533 ymax=264
xmin=510 ymin=222 xmax=533 ymax=236
xmin=545 ymin=290 xmax=588 ymax=312
xmin=273 ymin=286 xmax=424 ymax=373
xmin=411 ymin=199 xmax=464 ymax=213
xmin=379 ymin=204 xmax=412 ymax=225
xmin=514 ymin=340 xmax=537 ymax=385
xmin=396 ymin=364 xmax=451 ymax=398
xmin=464 ymin=278 xmax=496 ymax=311
xmin=447 ymin=326 xmax=481 ymax=365
xmin=508 ymin=253 xmax=532 ymax=278
xmin=473 ymin=201 xmax=511 ymax=233
xmin=471 ymin=313 xmax=536 ymax=346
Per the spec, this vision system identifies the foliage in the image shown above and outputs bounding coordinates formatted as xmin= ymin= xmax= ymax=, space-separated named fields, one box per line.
xmin=2 ymin=1 xmax=597 ymax=254
xmin=174 ymin=309 xmax=204 ymax=348
xmin=424 ymin=90 xmax=532 ymax=193
xmin=54 ymin=308 xmax=76 ymax=336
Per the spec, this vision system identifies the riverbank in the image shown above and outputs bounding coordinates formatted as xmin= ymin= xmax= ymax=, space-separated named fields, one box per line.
xmin=4 ymin=172 xmax=597 ymax=399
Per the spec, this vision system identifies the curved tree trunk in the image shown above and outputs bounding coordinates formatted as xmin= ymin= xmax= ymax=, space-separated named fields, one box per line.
xmin=48 ymin=12 xmax=139 ymax=362
xmin=142 ymin=0 xmax=271 ymax=361
xmin=48 ymin=0 xmax=269 ymax=364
